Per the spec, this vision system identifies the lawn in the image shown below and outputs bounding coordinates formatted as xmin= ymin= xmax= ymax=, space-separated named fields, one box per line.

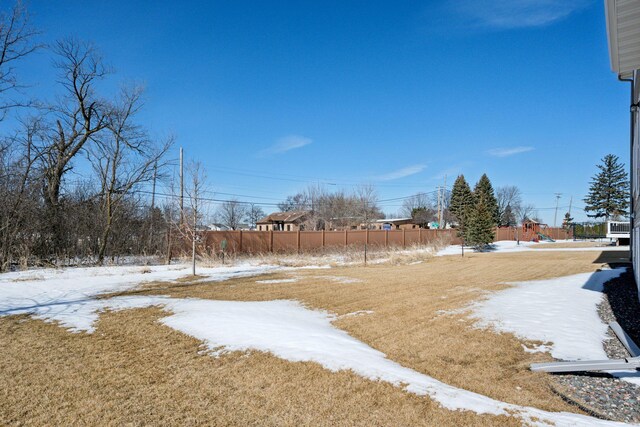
xmin=0 ymin=247 xmax=630 ymax=426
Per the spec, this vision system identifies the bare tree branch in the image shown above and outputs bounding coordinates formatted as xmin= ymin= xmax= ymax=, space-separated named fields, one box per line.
xmin=0 ymin=0 xmax=41 ymax=119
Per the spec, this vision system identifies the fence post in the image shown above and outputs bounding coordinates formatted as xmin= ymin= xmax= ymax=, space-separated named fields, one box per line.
xmin=366 ymin=228 xmax=369 ymax=245
xmin=419 ymin=228 xmax=422 ymax=244
xmin=344 ymin=229 xmax=348 ymax=248
xmin=385 ymin=230 xmax=389 ymax=247
xmin=403 ymin=228 xmax=406 ymax=248
xmin=239 ymin=230 xmax=243 ymax=253
xmin=297 ymin=230 xmax=301 ymax=254
xmin=322 ymin=229 xmax=325 ymax=248
xmin=270 ymin=230 xmax=274 ymax=252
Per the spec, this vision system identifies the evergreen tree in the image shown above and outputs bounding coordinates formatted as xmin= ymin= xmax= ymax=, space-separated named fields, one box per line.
xmin=583 ymin=154 xmax=630 ymax=220
xmin=501 ymin=204 xmax=516 ymax=227
xmin=449 ymin=175 xmax=475 ymax=239
xmin=473 ymin=174 xmax=499 ymax=225
xmin=467 ymin=201 xmax=495 ymax=249
xmin=562 ymin=212 xmax=574 ymax=229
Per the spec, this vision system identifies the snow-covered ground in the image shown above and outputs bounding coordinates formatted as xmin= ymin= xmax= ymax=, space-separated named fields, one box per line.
xmin=472 ymin=268 xmax=640 ymax=386
xmin=0 ymin=263 xmax=287 ymax=317
xmin=0 ymin=263 xmax=633 ymax=425
xmin=437 ymin=240 xmax=626 ymax=256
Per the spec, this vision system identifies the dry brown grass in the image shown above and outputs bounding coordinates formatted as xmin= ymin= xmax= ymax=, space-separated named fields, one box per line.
xmin=0 ymin=249 xmax=626 ymax=426
xmin=533 ymin=241 xmax=613 ymax=249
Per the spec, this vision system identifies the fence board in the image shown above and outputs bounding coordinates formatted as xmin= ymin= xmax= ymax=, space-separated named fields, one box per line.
xmin=192 ymin=226 xmax=570 ymax=256
xmin=273 ymin=231 xmax=297 ymax=252
xmin=388 ymin=230 xmax=404 ymax=246
xmin=347 ymin=230 xmax=366 ymax=246
xmin=300 ymin=231 xmax=323 ymax=251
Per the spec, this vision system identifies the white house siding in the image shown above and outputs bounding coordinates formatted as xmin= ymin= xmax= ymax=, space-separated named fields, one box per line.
xmin=607 ymin=0 xmax=640 ymax=299
xmin=633 ymin=70 xmax=640 ymax=298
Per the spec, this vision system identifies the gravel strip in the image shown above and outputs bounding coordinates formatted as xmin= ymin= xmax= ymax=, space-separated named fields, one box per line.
xmin=552 ymin=266 xmax=640 ymax=424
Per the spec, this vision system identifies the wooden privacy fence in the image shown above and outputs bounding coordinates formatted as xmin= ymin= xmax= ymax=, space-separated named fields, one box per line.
xmin=494 ymin=227 xmax=574 ymax=242
xmin=197 ymin=227 xmax=573 ymax=255
xmin=202 ymin=229 xmax=461 ymax=254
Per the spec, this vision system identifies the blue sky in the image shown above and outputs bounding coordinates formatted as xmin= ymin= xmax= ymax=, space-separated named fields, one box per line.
xmin=12 ymin=0 xmax=631 ymax=223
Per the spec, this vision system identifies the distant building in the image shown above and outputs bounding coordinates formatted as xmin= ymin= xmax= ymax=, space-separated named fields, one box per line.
xmin=208 ymin=223 xmax=230 ymax=231
xmin=374 ymin=218 xmax=421 ymax=230
xmin=208 ymin=223 xmax=251 ymax=231
xmin=328 ymin=217 xmax=370 ymax=230
xmin=256 ymin=211 xmax=309 ymax=231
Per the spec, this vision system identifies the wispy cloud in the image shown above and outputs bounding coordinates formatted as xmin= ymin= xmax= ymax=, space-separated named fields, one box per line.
xmin=260 ymin=135 xmax=312 ymax=156
xmin=445 ymin=0 xmax=590 ymax=30
xmin=429 ymin=162 xmax=473 ymax=181
xmin=376 ymin=164 xmax=426 ymax=181
xmin=487 ymin=146 xmax=534 ymax=157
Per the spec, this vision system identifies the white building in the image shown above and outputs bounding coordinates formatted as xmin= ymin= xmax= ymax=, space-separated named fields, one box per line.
xmin=605 ymin=0 xmax=640 ymax=297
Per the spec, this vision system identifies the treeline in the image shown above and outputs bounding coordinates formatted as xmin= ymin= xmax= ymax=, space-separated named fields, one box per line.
xmin=0 ymin=3 xmax=173 ymax=270
xmin=267 ymin=179 xmax=537 ymax=234
xmin=274 ymin=184 xmax=384 ymax=230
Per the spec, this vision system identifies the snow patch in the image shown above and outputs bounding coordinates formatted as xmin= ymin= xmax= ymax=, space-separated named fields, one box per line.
xmin=472 ymin=268 xmax=640 ymax=386
xmin=0 ymin=263 xmax=285 ymax=317
xmin=437 ymin=240 xmax=625 ymax=256
xmin=313 ymin=275 xmax=362 ymax=284
xmin=339 ymin=310 xmax=374 ymax=319
xmin=522 ymin=343 xmax=553 ymax=354
xmin=256 ymin=278 xmax=299 ymax=284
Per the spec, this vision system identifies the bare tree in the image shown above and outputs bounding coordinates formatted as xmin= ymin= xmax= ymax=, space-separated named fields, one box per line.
xmin=304 ymin=183 xmax=327 ymax=229
xmin=515 ymin=203 xmax=537 ymax=224
xmin=0 ymin=1 xmax=40 ymax=120
xmin=247 ymin=203 xmax=265 ymax=229
xmin=355 ymin=183 xmax=382 ymax=228
xmin=91 ymin=85 xmax=172 ymax=264
xmin=496 ymin=186 xmax=522 ymax=225
xmin=277 ymin=192 xmax=309 ymax=212
xmin=400 ymin=193 xmax=433 ymax=218
xmin=0 ymin=118 xmax=44 ymax=270
xmin=218 ymin=199 xmax=247 ymax=230
xmin=37 ymin=39 xmax=110 ymax=253
xmin=183 ymin=162 xmax=207 ymax=275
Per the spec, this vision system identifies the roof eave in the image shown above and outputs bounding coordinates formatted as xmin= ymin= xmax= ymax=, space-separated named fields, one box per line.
xmin=605 ymin=0 xmax=620 ymax=74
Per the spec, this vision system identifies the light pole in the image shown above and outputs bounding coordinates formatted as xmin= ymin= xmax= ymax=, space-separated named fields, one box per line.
xmin=553 ymin=193 xmax=562 ymax=227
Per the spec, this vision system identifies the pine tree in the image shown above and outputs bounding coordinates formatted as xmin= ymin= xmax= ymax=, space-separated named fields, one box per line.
xmin=449 ymin=175 xmax=475 ymax=239
xmin=501 ymin=204 xmax=516 ymax=227
xmin=562 ymin=212 xmax=573 ymax=229
xmin=467 ymin=201 xmax=495 ymax=249
xmin=584 ymin=154 xmax=630 ymax=220
xmin=473 ymin=174 xmax=499 ymax=226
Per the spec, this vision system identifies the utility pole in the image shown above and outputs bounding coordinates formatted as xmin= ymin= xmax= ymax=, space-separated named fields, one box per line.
xmin=192 ymin=194 xmax=197 ymax=276
xmin=436 ymin=186 xmax=441 ymax=225
xmin=568 ymin=196 xmax=573 ymax=216
xmin=148 ymin=161 xmax=158 ymax=250
xmin=179 ymin=147 xmax=184 ymax=225
xmin=441 ymin=175 xmax=447 ymax=229
xmin=151 ymin=161 xmax=157 ymax=211
xmin=553 ymin=193 xmax=562 ymax=227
